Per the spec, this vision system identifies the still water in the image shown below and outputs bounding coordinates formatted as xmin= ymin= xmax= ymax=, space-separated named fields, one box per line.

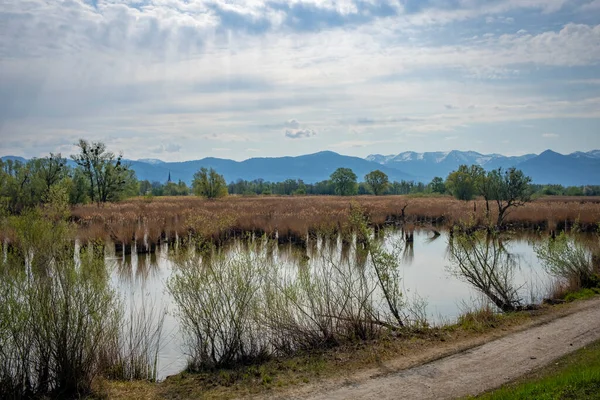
xmin=106 ymin=229 xmax=554 ymax=380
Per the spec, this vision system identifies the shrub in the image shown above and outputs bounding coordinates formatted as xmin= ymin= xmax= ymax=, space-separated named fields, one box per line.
xmin=0 ymin=211 xmax=121 ymax=398
xmin=535 ymin=232 xmax=599 ymax=290
xmin=167 ymin=245 xmax=269 ymax=370
xmin=167 ymin=212 xmax=410 ymax=371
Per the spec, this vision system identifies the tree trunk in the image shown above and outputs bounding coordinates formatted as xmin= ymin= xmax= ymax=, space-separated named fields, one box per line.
xmin=486 ymin=291 xmax=516 ymax=313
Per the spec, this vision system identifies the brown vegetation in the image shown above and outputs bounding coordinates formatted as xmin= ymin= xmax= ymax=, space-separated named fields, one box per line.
xmin=70 ymin=195 xmax=600 ymax=246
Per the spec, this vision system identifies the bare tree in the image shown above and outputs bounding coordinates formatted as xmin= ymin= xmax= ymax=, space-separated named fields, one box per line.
xmin=448 ymin=231 xmax=522 ymax=312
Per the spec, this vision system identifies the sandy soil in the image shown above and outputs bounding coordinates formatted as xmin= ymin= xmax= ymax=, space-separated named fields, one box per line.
xmin=265 ymin=297 xmax=600 ymax=400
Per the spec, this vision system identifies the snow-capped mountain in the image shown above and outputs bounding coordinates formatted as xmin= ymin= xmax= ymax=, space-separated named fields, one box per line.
xmin=570 ymin=150 xmax=600 ymax=159
xmin=365 ymin=150 xmax=599 ymax=185
xmin=136 ymin=158 xmax=165 ymax=165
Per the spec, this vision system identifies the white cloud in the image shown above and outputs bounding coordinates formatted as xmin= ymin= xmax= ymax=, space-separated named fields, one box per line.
xmin=542 ymin=133 xmax=559 ymax=138
xmin=151 ymin=143 xmax=182 ymax=153
xmin=1 ymin=0 xmax=599 ymax=160
xmin=285 ymin=129 xmax=317 ymax=139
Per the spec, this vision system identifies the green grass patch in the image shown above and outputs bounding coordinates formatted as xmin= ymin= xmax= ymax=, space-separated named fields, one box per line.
xmin=475 ymin=339 xmax=600 ymax=400
xmin=564 ymin=287 xmax=600 ymax=302
xmin=456 ymin=307 xmax=504 ymax=333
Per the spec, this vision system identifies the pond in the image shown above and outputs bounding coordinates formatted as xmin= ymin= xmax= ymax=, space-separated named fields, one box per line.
xmin=106 ymin=228 xmax=559 ymax=380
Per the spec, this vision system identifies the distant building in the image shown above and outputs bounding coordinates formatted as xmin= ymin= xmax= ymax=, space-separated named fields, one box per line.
xmin=167 ymin=171 xmax=171 ymax=183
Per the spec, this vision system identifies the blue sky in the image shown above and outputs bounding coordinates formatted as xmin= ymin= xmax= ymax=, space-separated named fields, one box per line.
xmin=0 ymin=0 xmax=599 ymax=161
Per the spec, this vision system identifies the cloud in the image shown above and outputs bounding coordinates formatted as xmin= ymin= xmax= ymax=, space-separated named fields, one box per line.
xmin=200 ymin=133 xmax=251 ymax=142
xmin=1 ymin=0 xmax=599 ymax=161
xmin=542 ymin=133 xmax=559 ymax=138
xmin=284 ymin=119 xmax=301 ymax=129
xmin=356 ymin=117 xmax=377 ymax=125
xmin=581 ymin=0 xmax=600 ymax=11
xmin=285 ymin=129 xmax=317 ymax=139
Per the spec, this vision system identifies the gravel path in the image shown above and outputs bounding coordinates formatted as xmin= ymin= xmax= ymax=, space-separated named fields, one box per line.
xmin=284 ymin=298 xmax=600 ymax=400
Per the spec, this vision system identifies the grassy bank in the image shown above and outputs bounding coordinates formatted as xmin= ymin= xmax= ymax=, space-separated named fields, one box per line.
xmin=100 ymin=299 xmax=600 ymax=400
xmin=475 ymin=338 xmax=600 ymax=399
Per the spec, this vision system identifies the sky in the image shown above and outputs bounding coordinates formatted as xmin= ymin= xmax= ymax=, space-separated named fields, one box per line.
xmin=0 ymin=0 xmax=599 ymax=162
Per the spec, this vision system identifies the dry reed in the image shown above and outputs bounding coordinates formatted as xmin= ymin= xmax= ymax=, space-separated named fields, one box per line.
xmin=71 ymin=196 xmax=600 ymax=246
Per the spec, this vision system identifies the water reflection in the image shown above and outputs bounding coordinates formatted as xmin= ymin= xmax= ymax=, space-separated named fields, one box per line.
xmin=107 ymin=228 xmax=574 ymax=380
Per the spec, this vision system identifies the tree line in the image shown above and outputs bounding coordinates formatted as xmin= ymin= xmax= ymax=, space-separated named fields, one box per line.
xmin=0 ymin=140 xmax=139 ymax=213
xmin=2 ymin=140 xmax=599 ymax=214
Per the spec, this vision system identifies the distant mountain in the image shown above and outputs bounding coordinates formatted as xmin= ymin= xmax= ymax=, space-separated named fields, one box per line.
xmin=136 ymin=158 xmax=165 ymax=165
xmin=366 ymin=150 xmax=536 ymax=182
xmin=366 ymin=150 xmax=600 ymax=186
xmin=3 ymin=149 xmax=599 ymax=186
xmin=570 ymin=150 xmax=600 ymax=159
xmin=588 ymin=150 xmax=600 ymax=158
xmin=516 ymin=150 xmax=600 ymax=186
xmin=134 ymin=151 xmax=414 ymax=184
xmin=0 ymin=155 xmax=28 ymax=163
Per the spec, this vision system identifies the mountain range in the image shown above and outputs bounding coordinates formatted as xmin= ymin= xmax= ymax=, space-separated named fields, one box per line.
xmin=2 ymin=150 xmax=599 ymax=186
xmin=366 ymin=149 xmax=600 ymax=186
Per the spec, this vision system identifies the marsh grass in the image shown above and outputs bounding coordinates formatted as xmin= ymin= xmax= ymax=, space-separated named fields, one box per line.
xmin=71 ymin=196 xmax=600 ymax=249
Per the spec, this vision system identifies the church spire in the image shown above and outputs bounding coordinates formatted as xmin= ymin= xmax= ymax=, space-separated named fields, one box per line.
xmin=167 ymin=171 xmax=171 ymax=183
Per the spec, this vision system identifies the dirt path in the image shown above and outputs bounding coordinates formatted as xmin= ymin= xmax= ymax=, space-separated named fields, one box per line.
xmin=272 ymin=298 xmax=600 ymax=400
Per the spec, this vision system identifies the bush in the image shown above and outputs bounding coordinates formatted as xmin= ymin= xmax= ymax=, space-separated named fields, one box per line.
xmin=168 ymin=210 xmax=410 ymax=371
xmin=168 ymin=246 xmax=269 ymax=370
xmin=535 ymin=232 xmax=599 ymax=290
xmin=0 ymin=211 xmax=121 ymax=398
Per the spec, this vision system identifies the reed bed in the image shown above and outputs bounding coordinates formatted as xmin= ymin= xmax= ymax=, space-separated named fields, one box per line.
xmin=70 ymin=196 xmax=600 ymax=247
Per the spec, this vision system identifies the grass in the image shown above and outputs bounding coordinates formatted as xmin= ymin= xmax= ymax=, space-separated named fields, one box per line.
xmin=71 ymin=195 xmax=600 ymax=246
xmin=456 ymin=306 xmax=505 ymax=333
xmin=474 ymin=339 xmax=600 ymax=400
xmin=564 ymin=287 xmax=600 ymax=302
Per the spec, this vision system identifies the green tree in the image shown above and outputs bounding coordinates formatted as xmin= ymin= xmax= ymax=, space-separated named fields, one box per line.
xmin=445 ymin=165 xmax=477 ymax=201
xmin=192 ymin=167 xmax=228 ymax=199
xmin=330 ymin=168 xmax=358 ymax=196
xmin=163 ymin=180 xmax=190 ymax=196
xmin=71 ymin=140 xmax=136 ymax=204
xmin=0 ymin=155 xmax=72 ymax=212
xmin=428 ymin=177 xmax=446 ymax=194
xmin=493 ymin=167 xmax=532 ymax=226
xmin=364 ymin=170 xmax=389 ymax=195
xmin=293 ymin=181 xmax=307 ymax=195
xmin=358 ymin=182 xmax=372 ymax=195
xmin=475 ymin=168 xmax=500 ymax=218
xmin=32 ymin=153 xmax=67 ymax=199
xmin=68 ymin=167 xmax=91 ymax=205
xmin=139 ymin=180 xmax=153 ymax=196
xmin=565 ymin=186 xmax=584 ymax=196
